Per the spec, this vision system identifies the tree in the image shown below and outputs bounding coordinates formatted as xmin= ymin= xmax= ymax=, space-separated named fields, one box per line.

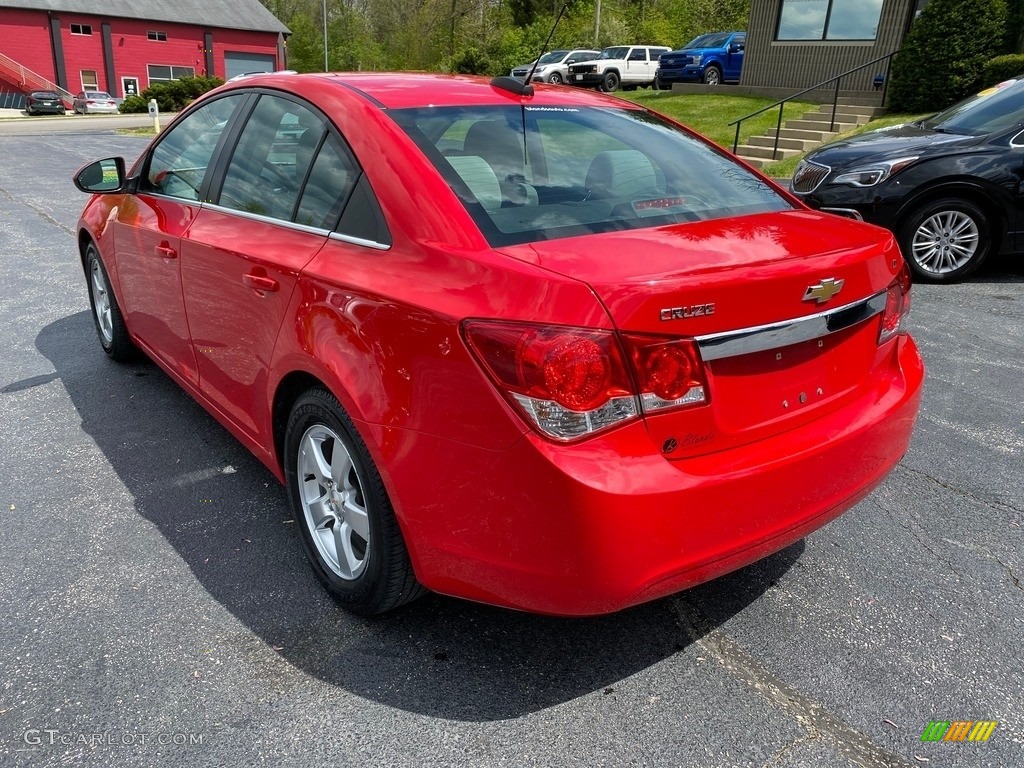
xmin=889 ymin=0 xmax=1008 ymax=113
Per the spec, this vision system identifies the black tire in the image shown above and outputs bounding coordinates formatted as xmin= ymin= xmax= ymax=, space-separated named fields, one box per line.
xmin=601 ymin=71 xmax=620 ymax=92
xmin=702 ymin=65 xmax=722 ymax=85
xmin=653 ymin=78 xmax=667 ymax=91
xmin=548 ymin=72 xmax=563 ymax=85
xmin=284 ymin=388 xmax=425 ymax=615
xmin=897 ymin=197 xmax=991 ymax=283
xmin=84 ymin=242 xmax=136 ymax=361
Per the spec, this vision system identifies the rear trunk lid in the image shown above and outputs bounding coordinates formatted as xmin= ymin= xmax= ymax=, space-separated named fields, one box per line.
xmin=509 ymin=210 xmax=902 ymax=456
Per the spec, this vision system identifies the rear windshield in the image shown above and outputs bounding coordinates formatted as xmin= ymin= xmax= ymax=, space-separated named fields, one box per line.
xmin=389 ymin=105 xmax=792 ymax=247
xmin=32 ymin=91 xmax=59 ymax=98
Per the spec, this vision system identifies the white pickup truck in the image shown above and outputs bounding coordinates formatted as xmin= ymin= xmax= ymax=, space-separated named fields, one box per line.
xmin=567 ymin=45 xmax=671 ymax=92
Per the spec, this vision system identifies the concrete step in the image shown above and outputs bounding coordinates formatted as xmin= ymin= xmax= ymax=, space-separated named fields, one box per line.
xmin=748 ymin=134 xmax=822 ymax=151
xmin=778 ymin=127 xmax=842 ymax=142
xmin=836 ymin=95 xmax=885 ymax=108
xmin=734 ymin=144 xmax=802 ymax=161
xmin=803 ymin=110 xmax=870 ymax=125
xmin=825 ymin=102 xmax=886 ymax=118
xmin=735 ymin=154 xmax=766 ymax=169
xmin=785 ymin=119 xmax=859 ymax=132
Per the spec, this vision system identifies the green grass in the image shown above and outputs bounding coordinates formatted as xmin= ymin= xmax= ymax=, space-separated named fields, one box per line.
xmin=617 ymin=91 xmax=815 ymax=151
xmin=618 ymin=91 xmax=932 ymax=178
xmin=116 ymin=126 xmax=159 ymax=136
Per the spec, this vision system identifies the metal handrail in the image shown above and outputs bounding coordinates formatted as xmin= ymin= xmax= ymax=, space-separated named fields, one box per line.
xmin=0 ymin=51 xmax=74 ymax=105
xmin=729 ymin=50 xmax=899 ymax=158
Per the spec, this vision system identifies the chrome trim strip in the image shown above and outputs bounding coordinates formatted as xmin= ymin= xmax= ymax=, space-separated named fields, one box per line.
xmin=328 ymin=231 xmax=391 ymax=251
xmin=820 ymin=207 xmax=864 ymax=221
xmin=202 ymin=203 xmax=332 ymax=237
xmin=140 ymin=198 xmax=390 ymax=250
xmin=696 ymin=291 xmax=887 ymax=362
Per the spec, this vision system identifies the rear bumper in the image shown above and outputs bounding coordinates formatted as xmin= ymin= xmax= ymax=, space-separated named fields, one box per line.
xmin=376 ymin=335 xmax=924 ymax=616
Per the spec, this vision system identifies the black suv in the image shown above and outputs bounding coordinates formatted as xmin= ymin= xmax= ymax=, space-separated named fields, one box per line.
xmin=793 ymin=78 xmax=1024 ymax=282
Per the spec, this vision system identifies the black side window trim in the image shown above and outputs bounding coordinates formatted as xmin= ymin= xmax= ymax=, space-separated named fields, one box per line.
xmin=137 ymin=92 xmax=255 ymax=203
xmin=203 ymin=87 xmax=373 ymax=236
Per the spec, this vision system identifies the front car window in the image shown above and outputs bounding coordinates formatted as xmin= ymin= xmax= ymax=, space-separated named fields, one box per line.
xmin=922 ymin=79 xmax=1024 ymax=135
xmin=390 ymin=105 xmax=792 ymax=247
xmin=538 ymin=51 xmax=569 ymax=65
xmin=141 ymin=94 xmax=244 ymax=200
xmin=599 ymin=47 xmax=628 ymax=60
xmin=693 ymin=33 xmax=731 ymax=49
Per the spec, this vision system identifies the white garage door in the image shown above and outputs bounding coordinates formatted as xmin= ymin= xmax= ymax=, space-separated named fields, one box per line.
xmin=224 ymin=52 xmax=277 ymax=80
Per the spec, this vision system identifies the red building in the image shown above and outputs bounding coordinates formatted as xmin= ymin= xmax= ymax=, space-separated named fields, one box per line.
xmin=0 ymin=0 xmax=288 ymax=103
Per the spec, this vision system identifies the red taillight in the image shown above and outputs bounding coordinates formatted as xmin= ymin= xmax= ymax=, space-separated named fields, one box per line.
xmin=879 ymin=262 xmax=912 ymax=344
xmin=462 ymin=321 xmax=708 ymax=441
xmin=86 ymin=100 xmax=95 ymax=105
xmin=536 ymin=335 xmax=612 ymax=410
xmin=622 ymin=334 xmax=709 ymax=412
xmin=463 ymin=322 xmax=636 ymax=440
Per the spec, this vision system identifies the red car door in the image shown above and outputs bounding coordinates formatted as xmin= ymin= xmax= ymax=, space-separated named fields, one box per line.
xmin=180 ymin=95 xmax=360 ymax=443
xmin=114 ymin=94 xmax=246 ymax=385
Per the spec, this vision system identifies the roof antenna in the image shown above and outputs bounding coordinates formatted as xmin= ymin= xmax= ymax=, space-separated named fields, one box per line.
xmin=490 ymin=4 xmax=568 ymax=97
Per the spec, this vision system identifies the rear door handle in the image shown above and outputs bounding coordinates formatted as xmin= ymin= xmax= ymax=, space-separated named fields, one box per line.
xmin=155 ymin=244 xmax=177 ymax=259
xmin=242 ymin=273 xmax=279 ymax=292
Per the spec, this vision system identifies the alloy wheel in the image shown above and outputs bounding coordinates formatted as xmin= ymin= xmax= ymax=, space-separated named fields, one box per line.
xmin=297 ymin=424 xmax=371 ymax=580
xmin=911 ymin=210 xmax=979 ymax=275
xmin=90 ymin=258 xmax=114 ymax=345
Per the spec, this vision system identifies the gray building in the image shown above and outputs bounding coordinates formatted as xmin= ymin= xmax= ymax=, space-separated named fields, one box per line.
xmin=741 ymin=0 xmax=928 ymax=98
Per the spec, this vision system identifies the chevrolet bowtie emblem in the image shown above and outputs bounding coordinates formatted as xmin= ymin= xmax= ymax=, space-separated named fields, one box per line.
xmin=803 ymin=278 xmax=845 ymax=304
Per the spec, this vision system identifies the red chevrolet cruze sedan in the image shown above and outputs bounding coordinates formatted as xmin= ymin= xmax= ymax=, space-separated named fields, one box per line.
xmin=73 ymin=73 xmax=923 ymax=616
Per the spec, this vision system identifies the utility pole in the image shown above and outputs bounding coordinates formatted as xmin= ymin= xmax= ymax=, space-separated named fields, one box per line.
xmin=593 ymin=0 xmax=601 ymax=48
xmin=322 ymin=0 xmax=329 ymax=72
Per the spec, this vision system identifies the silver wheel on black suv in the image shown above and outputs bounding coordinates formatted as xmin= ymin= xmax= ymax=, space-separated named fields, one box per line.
xmin=898 ymin=197 xmax=991 ymax=282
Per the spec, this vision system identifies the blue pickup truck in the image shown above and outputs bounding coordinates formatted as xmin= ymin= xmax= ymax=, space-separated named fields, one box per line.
xmin=655 ymin=31 xmax=745 ymax=88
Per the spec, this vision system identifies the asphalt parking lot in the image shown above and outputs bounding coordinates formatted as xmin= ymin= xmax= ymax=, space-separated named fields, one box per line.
xmin=0 ymin=126 xmax=1021 ymax=768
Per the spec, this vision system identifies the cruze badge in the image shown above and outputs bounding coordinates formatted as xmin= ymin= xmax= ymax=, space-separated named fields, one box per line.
xmin=803 ymin=278 xmax=845 ymax=304
xmin=660 ymin=303 xmax=715 ymax=321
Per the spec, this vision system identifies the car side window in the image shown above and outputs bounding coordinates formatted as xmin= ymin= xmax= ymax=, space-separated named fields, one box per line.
xmin=218 ymin=95 xmax=324 ymax=221
xmin=140 ymin=95 xmax=244 ymax=201
xmin=628 ymin=49 xmax=646 ymax=62
xmin=295 ymin=134 xmax=359 ymax=229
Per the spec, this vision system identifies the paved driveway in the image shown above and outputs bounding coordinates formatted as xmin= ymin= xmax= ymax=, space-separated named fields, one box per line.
xmin=0 ymin=127 xmax=1021 ymax=767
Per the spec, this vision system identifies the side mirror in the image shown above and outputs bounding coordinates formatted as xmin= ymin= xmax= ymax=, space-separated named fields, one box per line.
xmin=566 ymin=59 xmax=576 ymax=65
xmin=73 ymin=157 xmax=126 ymax=193
xmin=731 ymin=43 xmax=745 ymax=53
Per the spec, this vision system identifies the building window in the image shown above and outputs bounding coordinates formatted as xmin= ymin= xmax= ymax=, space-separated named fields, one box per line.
xmin=147 ymin=31 xmax=167 ymax=42
xmin=777 ymin=0 xmax=884 ymax=41
xmin=81 ymin=70 xmax=99 ymax=90
xmin=147 ymin=65 xmax=197 ymax=85
xmin=70 ymin=23 xmax=93 ymax=36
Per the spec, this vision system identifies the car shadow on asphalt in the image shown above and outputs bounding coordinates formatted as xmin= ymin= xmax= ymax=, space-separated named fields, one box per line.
xmin=36 ymin=310 xmax=803 ymax=721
